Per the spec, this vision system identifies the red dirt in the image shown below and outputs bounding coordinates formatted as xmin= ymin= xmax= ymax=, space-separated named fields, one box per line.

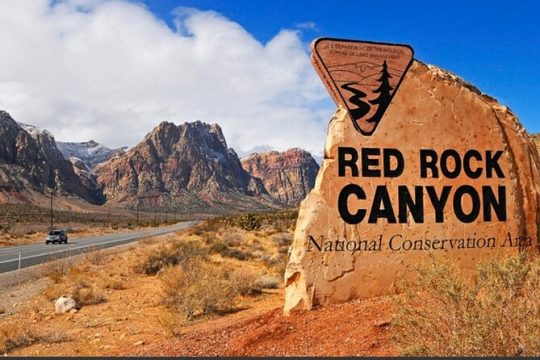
xmin=127 ymin=296 xmax=398 ymax=357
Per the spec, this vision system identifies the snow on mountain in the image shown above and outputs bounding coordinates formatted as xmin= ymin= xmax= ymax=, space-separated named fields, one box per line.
xmin=56 ymin=140 xmax=126 ymax=169
xmin=18 ymin=122 xmax=52 ymax=139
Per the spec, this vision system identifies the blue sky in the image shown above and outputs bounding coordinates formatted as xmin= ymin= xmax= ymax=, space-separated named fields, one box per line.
xmin=144 ymin=0 xmax=540 ymax=133
xmin=1 ymin=1 xmax=538 ymax=156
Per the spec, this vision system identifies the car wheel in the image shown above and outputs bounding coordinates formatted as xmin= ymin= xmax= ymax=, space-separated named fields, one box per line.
xmin=46 ymin=241 xmax=50 ymax=244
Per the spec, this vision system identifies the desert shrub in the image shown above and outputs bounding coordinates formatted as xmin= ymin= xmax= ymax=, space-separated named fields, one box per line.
xmin=230 ymin=269 xmax=261 ymax=296
xmin=222 ymin=230 xmax=244 ymax=247
xmin=0 ymin=324 xmax=69 ymax=354
xmin=42 ymin=268 xmax=106 ymax=307
xmin=262 ymin=254 xmax=283 ymax=267
xmin=224 ymin=248 xmax=251 ymax=261
xmin=0 ymin=223 xmax=11 ymax=234
xmin=104 ymin=277 xmax=125 ymax=290
xmin=160 ymin=259 xmax=238 ymax=322
xmin=193 ymin=209 xmax=298 ymax=235
xmin=226 ymin=213 xmax=262 ymax=231
xmin=156 ymin=310 xmax=184 ymax=338
xmin=261 ymin=253 xmax=288 ymax=277
xmin=191 ymin=217 xmax=223 ymax=235
xmin=85 ymin=248 xmax=107 ymax=266
xmin=0 ymin=325 xmax=37 ymax=354
xmin=136 ymin=240 xmax=208 ymax=275
xmin=249 ymin=241 xmax=264 ymax=253
xmin=392 ymin=254 xmax=540 ymax=356
xmin=71 ymin=280 xmax=106 ymax=306
xmin=41 ymin=256 xmax=75 ymax=279
xmin=255 ymin=275 xmax=282 ymax=289
xmin=209 ymin=241 xmax=251 ymax=261
xmin=209 ymin=240 xmax=228 ymax=255
xmin=271 ymin=232 xmax=292 ymax=246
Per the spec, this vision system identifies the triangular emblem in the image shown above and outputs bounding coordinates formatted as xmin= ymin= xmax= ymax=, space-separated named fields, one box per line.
xmin=311 ymin=38 xmax=414 ymax=136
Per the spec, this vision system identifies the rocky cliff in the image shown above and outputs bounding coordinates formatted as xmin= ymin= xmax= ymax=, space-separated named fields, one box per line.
xmin=95 ymin=121 xmax=274 ymax=214
xmin=531 ymin=133 xmax=540 ymax=155
xmin=0 ymin=111 xmax=104 ymax=204
xmin=1 ymin=111 xmax=321 ymax=213
xmin=241 ymin=148 xmax=319 ymax=206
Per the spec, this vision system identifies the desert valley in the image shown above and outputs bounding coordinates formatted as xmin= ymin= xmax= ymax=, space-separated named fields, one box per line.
xmin=1 ymin=99 xmax=540 ymax=355
xmin=1 ymin=3 xmax=540 ymax=354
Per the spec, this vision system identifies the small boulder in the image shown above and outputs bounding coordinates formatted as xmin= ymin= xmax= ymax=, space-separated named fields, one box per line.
xmin=55 ymin=295 xmax=77 ymax=314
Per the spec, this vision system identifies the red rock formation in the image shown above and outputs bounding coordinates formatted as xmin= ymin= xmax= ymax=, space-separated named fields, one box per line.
xmin=95 ymin=121 xmax=276 ymax=214
xmin=241 ymin=148 xmax=319 ymax=206
xmin=0 ymin=111 xmax=104 ymax=204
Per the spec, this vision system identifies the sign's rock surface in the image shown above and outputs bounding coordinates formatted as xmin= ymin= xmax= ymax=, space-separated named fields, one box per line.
xmin=284 ymin=61 xmax=540 ymax=313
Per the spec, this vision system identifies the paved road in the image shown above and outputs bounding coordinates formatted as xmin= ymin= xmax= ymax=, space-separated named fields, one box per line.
xmin=0 ymin=221 xmax=197 ymax=274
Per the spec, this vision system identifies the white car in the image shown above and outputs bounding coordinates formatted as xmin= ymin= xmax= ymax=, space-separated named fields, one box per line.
xmin=45 ymin=229 xmax=68 ymax=244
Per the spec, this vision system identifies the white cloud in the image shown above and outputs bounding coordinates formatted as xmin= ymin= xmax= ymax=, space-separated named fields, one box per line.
xmin=295 ymin=21 xmax=318 ymax=31
xmin=0 ymin=0 xmax=333 ymax=157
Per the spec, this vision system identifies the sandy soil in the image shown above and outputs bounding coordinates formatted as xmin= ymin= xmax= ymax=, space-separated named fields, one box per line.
xmin=1 ymin=222 xmax=399 ymax=357
xmin=128 ymin=296 xmax=397 ymax=357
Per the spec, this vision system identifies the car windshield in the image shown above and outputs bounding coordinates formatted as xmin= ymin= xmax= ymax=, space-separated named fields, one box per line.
xmin=49 ymin=230 xmax=62 ymax=235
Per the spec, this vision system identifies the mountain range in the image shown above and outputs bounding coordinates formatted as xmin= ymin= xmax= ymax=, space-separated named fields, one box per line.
xmin=0 ymin=111 xmax=319 ymax=214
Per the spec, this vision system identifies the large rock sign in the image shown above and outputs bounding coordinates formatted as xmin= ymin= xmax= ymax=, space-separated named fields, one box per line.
xmin=284 ymin=38 xmax=540 ymax=313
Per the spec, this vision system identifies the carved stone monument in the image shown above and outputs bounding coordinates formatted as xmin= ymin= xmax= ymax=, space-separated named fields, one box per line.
xmin=284 ymin=38 xmax=540 ymax=313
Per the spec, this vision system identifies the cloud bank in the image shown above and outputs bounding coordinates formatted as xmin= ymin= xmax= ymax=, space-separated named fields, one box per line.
xmin=0 ymin=0 xmax=333 ymax=157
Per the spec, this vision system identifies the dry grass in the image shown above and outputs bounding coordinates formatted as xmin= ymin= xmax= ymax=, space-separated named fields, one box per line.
xmin=140 ymin=213 xmax=294 ymax=337
xmin=156 ymin=310 xmax=185 ymax=338
xmin=0 ymin=323 xmax=70 ymax=354
xmin=41 ymin=265 xmax=106 ymax=308
xmin=104 ymin=277 xmax=126 ymax=290
xmin=392 ymin=253 xmax=540 ymax=356
xmin=255 ymin=274 xmax=282 ymax=289
xmin=229 ymin=268 xmax=262 ymax=296
xmin=159 ymin=259 xmax=238 ymax=322
xmin=71 ymin=281 xmax=106 ymax=306
xmin=0 ymin=209 xmax=296 ymax=355
xmin=135 ymin=240 xmax=208 ymax=275
xmin=210 ymin=242 xmax=251 ymax=261
xmin=84 ymin=248 xmax=107 ymax=266
xmin=41 ymin=256 xmax=75 ymax=281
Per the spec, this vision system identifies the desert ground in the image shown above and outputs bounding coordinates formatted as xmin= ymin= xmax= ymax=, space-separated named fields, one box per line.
xmin=0 ymin=210 xmax=396 ymax=356
xmin=1 ymin=210 xmax=539 ymax=356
